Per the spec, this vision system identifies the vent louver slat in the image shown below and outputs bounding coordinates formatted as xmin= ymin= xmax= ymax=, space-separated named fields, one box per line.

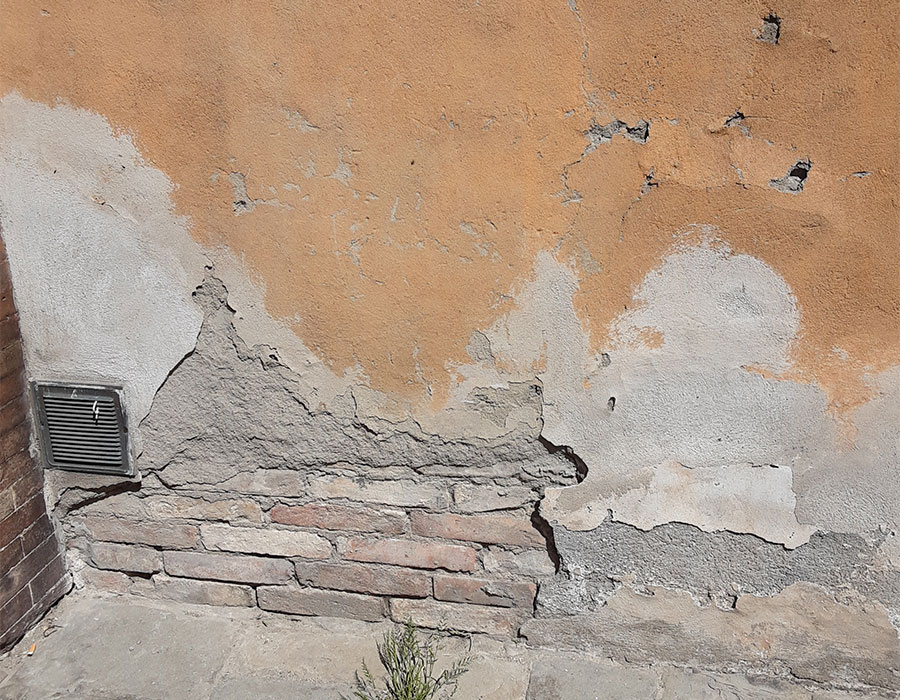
xmin=34 ymin=383 xmax=132 ymax=476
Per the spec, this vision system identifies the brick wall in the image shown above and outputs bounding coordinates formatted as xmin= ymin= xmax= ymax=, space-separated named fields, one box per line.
xmin=66 ymin=472 xmax=556 ymax=636
xmin=0 ymin=235 xmax=68 ymax=651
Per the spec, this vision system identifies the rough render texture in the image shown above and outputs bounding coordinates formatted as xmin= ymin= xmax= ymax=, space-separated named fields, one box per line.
xmin=0 ymin=0 xmax=899 ymax=694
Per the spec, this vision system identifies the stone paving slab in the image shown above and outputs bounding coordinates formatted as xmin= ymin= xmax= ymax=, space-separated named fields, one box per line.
xmin=0 ymin=592 xmax=892 ymax=700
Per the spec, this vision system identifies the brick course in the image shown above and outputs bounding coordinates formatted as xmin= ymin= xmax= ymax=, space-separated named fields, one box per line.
xmin=411 ymin=512 xmax=545 ymax=548
xmin=343 ymin=536 xmax=477 ymax=572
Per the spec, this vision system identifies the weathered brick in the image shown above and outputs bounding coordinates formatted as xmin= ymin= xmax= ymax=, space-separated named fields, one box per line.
xmin=482 ymin=547 xmax=556 ymax=578
xmin=411 ymin=512 xmax=543 ymax=547
xmin=433 ymin=574 xmax=535 ymax=608
xmin=164 ymin=550 xmax=294 ymax=585
xmin=0 ymin=586 xmax=31 ymax=635
xmin=219 ymin=469 xmax=306 ymax=496
xmin=147 ymin=495 xmax=264 ymax=523
xmin=308 ymin=476 xmax=449 ymax=509
xmin=0 ymin=488 xmax=13 ymax=522
xmin=89 ymin=542 xmax=162 ymax=574
xmin=11 ymin=466 xmax=42 ymax=509
xmin=76 ymin=517 xmax=200 ymax=549
xmin=79 ymin=567 xmax=132 ymax=595
xmin=0 ymin=537 xmax=23 ymax=573
xmin=0 ymin=339 xmax=22 ymax=378
xmin=343 ymin=537 xmax=476 ymax=572
xmin=271 ymin=502 xmax=406 ymax=534
xmin=27 ymin=555 xmax=66 ymax=602
xmin=295 ymin=561 xmax=430 ymax=598
xmin=85 ymin=493 xmax=264 ymax=524
xmin=390 ymin=598 xmax=520 ymax=636
xmin=201 ymin=524 xmax=331 ymax=559
xmin=0 ymin=495 xmax=44 ymax=549
xmin=452 ymin=484 xmax=534 ymax=513
xmin=0 ymin=316 xmax=20 ymax=350
xmin=138 ymin=574 xmax=254 ymax=607
xmin=0 ymin=394 xmax=25 ymax=434
xmin=258 ymin=585 xmax=386 ymax=621
xmin=0 ymin=535 xmax=59 ymax=607
xmin=0 ymin=366 xmax=23 ymax=407
xmin=21 ymin=513 xmax=54 ymax=552
xmin=0 ymin=451 xmax=29 ymax=491
xmin=0 ymin=422 xmax=30 ymax=460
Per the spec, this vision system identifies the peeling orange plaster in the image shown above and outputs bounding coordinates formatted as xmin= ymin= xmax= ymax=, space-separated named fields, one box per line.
xmin=1 ymin=0 xmax=897 ymax=412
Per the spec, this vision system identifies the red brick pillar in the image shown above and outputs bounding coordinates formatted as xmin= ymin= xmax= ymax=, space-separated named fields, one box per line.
xmin=0 ymin=232 xmax=68 ymax=650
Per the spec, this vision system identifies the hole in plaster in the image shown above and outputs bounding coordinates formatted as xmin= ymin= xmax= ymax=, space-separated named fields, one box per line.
xmin=769 ymin=159 xmax=811 ymax=194
xmin=600 ymin=352 xmax=611 ymax=367
xmin=759 ymin=13 xmax=782 ymax=44
xmin=607 ymin=397 xmax=616 ymax=412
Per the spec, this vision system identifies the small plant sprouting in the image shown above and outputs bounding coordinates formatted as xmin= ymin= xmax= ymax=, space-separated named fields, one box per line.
xmin=341 ymin=620 xmax=470 ymax=700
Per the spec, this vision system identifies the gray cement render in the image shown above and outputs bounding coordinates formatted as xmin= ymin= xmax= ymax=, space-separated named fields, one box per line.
xmin=0 ymin=593 xmax=892 ymax=700
xmin=539 ymin=520 xmax=900 ymax=613
xmin=136 ymin=279 xmax=575 ymax=492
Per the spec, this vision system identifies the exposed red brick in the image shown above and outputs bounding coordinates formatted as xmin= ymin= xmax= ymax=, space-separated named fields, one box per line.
xmin=0 ymin=367 xmax=23 ymax=407
xmin=343 ymin=537 xmax=476 ymax=572
xmin=390 ymin=598 xmax=520 ymax=636
xmin=0 ymin=451 xmax=30 ymax=491
xmin=258 ymin=585 xmax=386 ymax=621
xmin=0 ymin=488 xmax=13 ymax=522
xmin=0 ymin=315 xmax=19 ymax=349
xmin=11 ymin=466 xmax=42 ymax=509
xmin=0 ymin=587 xmax=31 ymax=637
xmin=295 ymin=561 xmax=431 ymax=598
xmin=0 ymin=395 xmax=25 ymax=436
xmin=0 ymin=494 xmax=43 ymax=549
xmin=0 ymin=422 xmax=29 ymax=461
xmin=138 ymin=574 xmax=254 ymax=607
xmin=0 ymin=278 xmax=15 ymax=320
xmin=28 ymin=555 xmax=66 ymax=602
xmin=0 ymin=535 xmax=59 ymax=607
xmin=76 ymin=517 xmax=200 ymax=549
xmin=163 ymin=550 xmax=294 ymax=585
xmin=271 ymin=502 xmax=407 ymax=534
xmin=89 ymin=542 xmax=162 ymax=574
xmin=21 ymin=513 xmax=53 ymax=552
xmin=433 ymin=574 xmax=536 ymax=609
xmin=410 ymin=512 xmax=543 ymax=548
xmin=79 ymin=567 xmax=132 ymax=595
xmin=0 ymin=537 xmax=23 ymax=574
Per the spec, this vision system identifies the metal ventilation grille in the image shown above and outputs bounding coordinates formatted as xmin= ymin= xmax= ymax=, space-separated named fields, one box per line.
xmin=33 ymin=383 xmax=132 ymax=476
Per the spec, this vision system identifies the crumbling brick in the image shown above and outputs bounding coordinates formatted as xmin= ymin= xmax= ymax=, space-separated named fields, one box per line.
xmin=271 ymin=502 xmax=407 ymax=534
xmin=163 ymin=550 xmax=293 ymax=585
xmin=258 ymin=585 xmax=386 ymax=621
xmin=342 ymin=537 xmax=477 ymax=572
xmin=295 ymin=561 xmax=431 ymax=598
xmin=411 ymin=512 xmax=544 ymax=548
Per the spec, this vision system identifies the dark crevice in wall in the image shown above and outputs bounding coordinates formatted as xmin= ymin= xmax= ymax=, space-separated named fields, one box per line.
xmin=538 ymin=436 xmax=588 ymax=484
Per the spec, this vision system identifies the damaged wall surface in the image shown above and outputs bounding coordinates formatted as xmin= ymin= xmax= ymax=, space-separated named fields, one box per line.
xmin=0 ymin=0 xmax=898 ymax=694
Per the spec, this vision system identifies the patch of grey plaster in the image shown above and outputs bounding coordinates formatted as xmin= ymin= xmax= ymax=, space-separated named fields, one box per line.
xmin=795 ymin=366 xmax=900 ymax=564
xmin=0 ymin=93 xmax=206 ymax=446
xmin=769 ymin=159 xmax=811 ymax=194
xmin=585 ymin=119 xmax=649 ymax=150
xmin=758 ymin=13 xmax=782 ymax=45
xmin=485 ymin=242 xmax=823 ymax=547
xmin=138 ymin=279 xmax=575 ymax=491
xmin=539 ymin=519 xmax=900 ymax=615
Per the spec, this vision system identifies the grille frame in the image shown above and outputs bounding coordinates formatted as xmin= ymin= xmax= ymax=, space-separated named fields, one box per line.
xmin=32 ymin=382 xmax=133 ymax=477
